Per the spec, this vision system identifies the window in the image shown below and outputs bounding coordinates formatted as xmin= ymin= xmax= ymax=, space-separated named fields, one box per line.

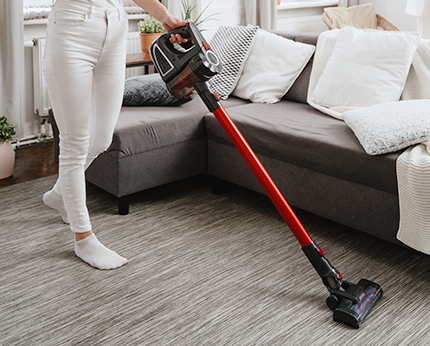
xmin=24 ymin=0 xmax=53 ymax=6
xmin=278 ymin=0 xmax=338 ymax=7
xmin=278 ymin=0 xmax=339 ymax=9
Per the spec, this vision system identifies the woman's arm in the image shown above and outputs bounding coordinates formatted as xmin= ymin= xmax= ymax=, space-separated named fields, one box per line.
xmin=132 ymin=0 xmax=189 ymax=42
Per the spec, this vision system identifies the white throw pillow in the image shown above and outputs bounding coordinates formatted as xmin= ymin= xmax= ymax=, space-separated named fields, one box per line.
xmin=232 ymin=29 xmax=315 ymax=103
xmin=343 ymin=100 xmax=430 ymax=155
xmin=310 ymin=26 xmax=420 ymax=108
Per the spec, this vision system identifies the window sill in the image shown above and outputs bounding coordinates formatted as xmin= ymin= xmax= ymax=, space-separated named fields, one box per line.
xmin=278 ymin=1 xmax=338 ymax=10
xmin=23 ymin=12 xmax=148 ymax=25
xmin=24 ymin=18 xmax=48 ymax=25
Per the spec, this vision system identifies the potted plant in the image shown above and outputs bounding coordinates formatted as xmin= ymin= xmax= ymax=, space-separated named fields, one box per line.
xmin=138 ymin=16 xmax=164 ymax=57
xmin=0 ymin=116 xmax=16 ymax=179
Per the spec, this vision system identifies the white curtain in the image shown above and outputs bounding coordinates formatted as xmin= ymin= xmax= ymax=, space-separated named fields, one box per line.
xmin=0 ymin=0 xmax=24 ymax=140
xmin=338 ymin=0 xmax=360 ymax=7
xmin=243 ymin=0 xmax=277 ymax=30
xmin=405 ymin=0 xmax=430 ymax=38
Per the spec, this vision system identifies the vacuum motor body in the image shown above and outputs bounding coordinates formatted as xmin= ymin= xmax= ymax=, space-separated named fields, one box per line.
xmin=149 ymin=22 xmax=221 ymax=99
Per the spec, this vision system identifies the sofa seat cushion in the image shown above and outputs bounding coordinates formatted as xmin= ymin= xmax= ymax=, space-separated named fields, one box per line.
xmin=205 ymin=100 xmax=402 ymax=195
xmin=107 ymin=96 xmax=249 ymax=159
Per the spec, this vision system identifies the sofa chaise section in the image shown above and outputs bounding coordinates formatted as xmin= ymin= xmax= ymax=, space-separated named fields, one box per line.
xmin=205 ymin=100 xmax=404 ymax=246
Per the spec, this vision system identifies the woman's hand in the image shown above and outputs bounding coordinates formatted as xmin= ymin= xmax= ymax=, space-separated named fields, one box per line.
xmin=162 ymin=16 xmax=190 ymax=44
xmin=132 ymin=0 xmax=189 ymax=44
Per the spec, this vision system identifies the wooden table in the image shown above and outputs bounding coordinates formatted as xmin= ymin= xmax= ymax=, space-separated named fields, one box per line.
xmin=126 ymin=53 xmax=154 ymax=74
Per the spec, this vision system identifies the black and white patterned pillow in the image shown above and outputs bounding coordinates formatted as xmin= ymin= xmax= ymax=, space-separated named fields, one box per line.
xmin=123 ymin=73 xmax=194 ymax=107
xmin=209 ymin=24 xmax=259 ymax=100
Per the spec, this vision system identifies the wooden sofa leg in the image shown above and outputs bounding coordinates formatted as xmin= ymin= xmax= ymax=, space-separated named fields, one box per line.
xmin=118 ymin=196 xmax=129 ymax=215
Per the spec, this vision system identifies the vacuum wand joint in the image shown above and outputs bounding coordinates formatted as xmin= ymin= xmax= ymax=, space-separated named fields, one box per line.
xmin=193 ymin=81 xmax=221 ymax=112
xmin=302 ymin=242 xmax=342 ymax=291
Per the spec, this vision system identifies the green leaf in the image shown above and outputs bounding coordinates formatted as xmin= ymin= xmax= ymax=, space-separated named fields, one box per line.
xmin=0 ymin=116 xmax=16 ymax=142
xmin=181 ymin=0 xmax=219 ymax=27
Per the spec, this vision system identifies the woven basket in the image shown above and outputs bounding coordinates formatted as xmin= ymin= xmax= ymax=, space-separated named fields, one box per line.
xmin=322 ymin=12 xmax=400 ymax=31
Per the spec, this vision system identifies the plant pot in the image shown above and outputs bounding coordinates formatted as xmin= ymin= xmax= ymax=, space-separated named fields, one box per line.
xmin=140 ymin=33 xmax=161 ymax=58
xmin=0 ymin=141 xmax=15 ymax=179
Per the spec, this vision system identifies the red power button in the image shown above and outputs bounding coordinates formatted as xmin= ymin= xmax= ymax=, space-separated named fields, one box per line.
xmin=203 ymin=41 xmax=210 ymax=50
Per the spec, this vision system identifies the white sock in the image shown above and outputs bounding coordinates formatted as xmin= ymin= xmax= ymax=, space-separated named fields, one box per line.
xmin=74 ymin=234 xmax=128 ymax=270
xmin=43 ymin=189 xmax=69 ymax=224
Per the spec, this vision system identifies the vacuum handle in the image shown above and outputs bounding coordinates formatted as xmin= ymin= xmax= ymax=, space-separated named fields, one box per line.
xmin=164 ymin=22 xmax=210 ymax=59
xmin=168 ymin=22 xmax=209 ymax=52
xmin=160 ymin=25 xmax=196 ymax=59
xmin=152 ymin=22 xmax=212 ymax=83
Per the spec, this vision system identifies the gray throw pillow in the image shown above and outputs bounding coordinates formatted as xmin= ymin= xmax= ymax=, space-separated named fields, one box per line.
xmin=123 ymin=73 xmax=194 ymax=106
xmin=343 ymin=100 xmax=430 ymax=155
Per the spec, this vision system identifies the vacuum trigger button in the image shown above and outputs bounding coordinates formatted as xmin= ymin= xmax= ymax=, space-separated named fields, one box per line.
xmin=213 ymin=92 xmax=220 ymax=101
xmin=203 ymin=41 xmax=210 ymax=50
xmin=317 ymin=246 xmax=325 ymax=256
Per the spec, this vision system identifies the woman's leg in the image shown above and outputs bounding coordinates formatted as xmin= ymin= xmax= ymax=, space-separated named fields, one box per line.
xmin=43 ymin=1 xmax=128 ymax=269
xmin=44 ymin=31 xmax=95 ymax=235
xmin=86 ymin=21 xmax=127 ymax=169
xmin=73 ymin=10 xmax=129 ymax=269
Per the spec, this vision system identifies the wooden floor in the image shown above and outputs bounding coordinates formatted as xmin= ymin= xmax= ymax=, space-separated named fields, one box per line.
xmin=0 ymin=141 xmax=58 ymax=188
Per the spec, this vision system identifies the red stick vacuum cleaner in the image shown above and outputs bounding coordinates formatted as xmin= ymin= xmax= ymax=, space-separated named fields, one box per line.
xmin=150 ymin=22 xmax=382 ymax=328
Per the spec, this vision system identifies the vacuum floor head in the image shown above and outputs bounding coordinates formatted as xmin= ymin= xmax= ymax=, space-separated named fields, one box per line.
xmin=330 ymin=279 xmax=383 ymax=328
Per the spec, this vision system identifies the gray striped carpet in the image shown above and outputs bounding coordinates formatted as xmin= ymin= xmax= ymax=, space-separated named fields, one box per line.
xmin=1 ymin=174 xmax=430 ymax=345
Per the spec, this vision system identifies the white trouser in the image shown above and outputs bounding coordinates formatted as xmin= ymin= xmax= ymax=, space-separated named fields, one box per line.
xmin=43 ymin=0 xmax=128 ymax=233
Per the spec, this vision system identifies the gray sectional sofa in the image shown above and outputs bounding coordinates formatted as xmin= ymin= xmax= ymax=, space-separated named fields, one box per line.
xmin=50 ymin=31 xmax=405 ymax=248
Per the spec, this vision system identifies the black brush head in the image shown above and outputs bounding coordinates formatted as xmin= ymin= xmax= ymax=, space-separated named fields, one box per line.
xmin=332 ymin=279 xmax=383 ymax=328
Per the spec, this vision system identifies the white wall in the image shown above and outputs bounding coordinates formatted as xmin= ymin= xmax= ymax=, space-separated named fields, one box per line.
xmin=198 ymin=0 xmax=244 ymax=41
xmin=24 ymin=0 xmax=52 ymax=6
xmin=361 ymin=0 xmax=417 ymax=31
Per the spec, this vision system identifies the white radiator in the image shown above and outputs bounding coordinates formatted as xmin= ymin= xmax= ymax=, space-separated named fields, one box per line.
xmin=125 ymin=31 xmax=147 ymax=79
xmin=32 ymin=32 xmax=145 ymax=118
xmin=32 ymin=37 xmax=51 ymax=119
xmin=277 ymin=15 xmax=327 ymax=33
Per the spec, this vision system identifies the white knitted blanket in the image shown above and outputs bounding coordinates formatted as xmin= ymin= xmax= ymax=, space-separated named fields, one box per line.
xmin=308 ymin=29 xmax=430 ymax=254
xmin=396 ymin=38 xmax=430 ymax=252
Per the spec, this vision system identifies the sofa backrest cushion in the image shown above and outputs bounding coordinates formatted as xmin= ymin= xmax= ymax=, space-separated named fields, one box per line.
xmin=283 ymin=57 xmax=313 ymax=104
xmin=285 ymin=33 xmax=320 ymax=104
